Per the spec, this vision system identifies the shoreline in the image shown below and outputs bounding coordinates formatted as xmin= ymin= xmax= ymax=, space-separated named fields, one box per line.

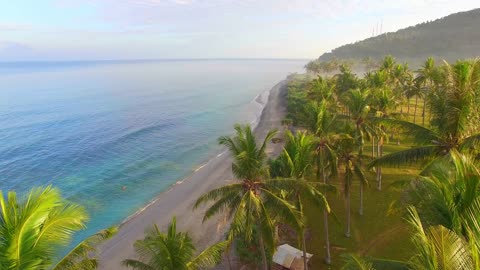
xmin=98 ymin=79 xmax=288 ymax=269
xmin=114 ymin=81 xmax=274 ymax=228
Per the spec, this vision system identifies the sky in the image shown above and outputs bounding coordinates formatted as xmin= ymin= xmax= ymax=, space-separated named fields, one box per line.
xmin=0 ymin=0 xmax=478 ymax=61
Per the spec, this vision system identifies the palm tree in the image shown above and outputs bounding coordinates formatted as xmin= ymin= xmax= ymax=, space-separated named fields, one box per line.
xmin=371 ymin=87 xmax=398 ymax=190
xmin=194 ymin=124 xmax=303 ymax=270
xmin=0 ymin=186 xmax=89 ymax=270
xmin=341 ymin=88 xmax=373 ymax=157
xmin=123 ymin=217 xmax=227 ymax=270
xmin=304 ymin=100 xmax=339 ymax=264
xmin=335 ymin=136 xmax=368 ymax=237
xmin=340 ymin=88 xmax=387 ymax=192
xmin=273 ymin=130 xmax=331 ymax=269
xmin=415 ymin=57 xmax=437 ymax=126
xmin=335 ymin=64 xmax=359 ymax=95
xmin=400 ymin=151 xmax=480 ymax=238
xmin=371 ymin=60 xmax=480 ymax=171
xmin=307 ymin=76 xmax=336 ymax=104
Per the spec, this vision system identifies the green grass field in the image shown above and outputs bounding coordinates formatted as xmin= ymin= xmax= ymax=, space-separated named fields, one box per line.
xmin=301 ymin=141 xmax=421 ymax=269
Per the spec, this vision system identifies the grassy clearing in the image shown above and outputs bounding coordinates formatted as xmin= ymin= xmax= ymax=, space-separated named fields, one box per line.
xmin=300 ymin=142 xmax=420 ymax=269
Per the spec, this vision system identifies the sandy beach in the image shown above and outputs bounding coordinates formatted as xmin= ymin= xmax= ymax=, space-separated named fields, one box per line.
xmin=98 ymin=80 xmax=288 ymax=269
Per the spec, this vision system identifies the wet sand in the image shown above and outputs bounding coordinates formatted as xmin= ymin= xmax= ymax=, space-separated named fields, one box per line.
xmin=98 ymin=80 xmax=288 ymax=269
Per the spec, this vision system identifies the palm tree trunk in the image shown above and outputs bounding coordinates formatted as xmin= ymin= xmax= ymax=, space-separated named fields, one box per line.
xmin=297 ymin=195 xmax=308 ymax=270
xmin=377 ymin=136 xmax=383 ymax=190
xmin=422 ymin=98 xmax=426 ymax=126
xmin=322 ymin=169 xmax=331 ymax=265
xmin=345 ymin=189 xmax=351 ymax=238
xmin=372 ymin=137 xmax=375 ymax=159
xmin=258 ymin=225 xmax=268 ymax=270
xmin=302 ymin=232 xmax=309 ymax=270
xmin=413 ymin=95 xmax=418 ymax=124
xmin=407 ymin=97 xmax=410 ymax=116
xmin=359 ymin=183 xmax=364 ymax=215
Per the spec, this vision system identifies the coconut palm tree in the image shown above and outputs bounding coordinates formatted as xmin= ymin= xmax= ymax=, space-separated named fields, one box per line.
xmin=340 ymin=88 xmax=373 ymax=157
xmin=194 ymin=124 xmax=303 ymax=270
xmin=399 ymin=151 xmax=480 ymax=239
xmin=273 ymin=130 xmax=332 ymax=269
xmin=307 ymin=76 xmax=336 ymax=104
xmin=344 ymin=89 xmax=383 ymax=195
xmin=335 ymin=136 xmax=368 ymax=237
xmin=123 ymin=217 xmax=227 ymax=270
xmin=0 ymin=186 xmax=89 ymax=270
xmin=370 ymin=60 xmax=480 ymax=171
xmin=371 ymin=87 xmax=398 ymax=190
xmin=303 ymin=100 xmax=339 ymax=264
xmin=335 ymin=64 xmax=359 ymax=95
xmin=415 ymin=57 xmax=437 ymax=126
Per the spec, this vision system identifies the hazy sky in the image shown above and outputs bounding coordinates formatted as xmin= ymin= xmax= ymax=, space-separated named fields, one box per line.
xmin=1 ymin=0 xmax=478 ymax=61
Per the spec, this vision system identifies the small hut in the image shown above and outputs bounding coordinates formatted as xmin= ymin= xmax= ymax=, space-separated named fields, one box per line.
xmin=272 ymin=244 xmax=313 ymax=270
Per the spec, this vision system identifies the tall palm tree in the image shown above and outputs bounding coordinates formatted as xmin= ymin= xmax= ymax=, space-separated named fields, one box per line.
xmin=415 ymin=57 xmax=437 ymax=126
xmin=371 ymin=60 xmax=480 ymax=171
xmin=371 ymin=87 xmax=398 ymax=190
xmin=273 ymin=130 xmax=331 ymax=269
xmin=335 ymin=136 xmax=368 ymax=237
xmin=304 ymin=100 xmax=338 ymax=264
xmin=341 ymin=88 xmax=373 ymax=157
xmin=341 ymin=88 xmax=386 ymax=192
xmin=0 ymin=186 xmax=89 ymax=270
xmin=194 ymin=124 xmax=303 ymax=270
xmin=123 ymin=217 xmax=227 ymax=270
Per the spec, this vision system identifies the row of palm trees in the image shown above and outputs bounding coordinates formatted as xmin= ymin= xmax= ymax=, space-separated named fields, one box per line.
xmin=285 ymin=55 xmax=480 ymax=269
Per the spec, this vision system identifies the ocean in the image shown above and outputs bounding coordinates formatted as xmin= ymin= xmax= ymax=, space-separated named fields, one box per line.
xmin=0 ymin=59 xmax=306 ymax=246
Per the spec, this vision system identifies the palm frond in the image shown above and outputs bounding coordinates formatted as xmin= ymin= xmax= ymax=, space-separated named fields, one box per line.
xmin=369 ymin=145 xmax=439 ymax=168
xmin=187 ymin=241 xmax=228 ymax=270
xmin=193 ymin=183 xmax=243 ymax=210
xmin=341 ymin=254 xmax=375 ymax=270
xmin=52 ymin=226 xmax=118 ymax=270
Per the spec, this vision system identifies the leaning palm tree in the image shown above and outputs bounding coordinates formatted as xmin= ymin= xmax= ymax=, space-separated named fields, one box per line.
xmin=123 ymin=217 xmax=227 ymax=270
xmin=335 ymin=136 xmax=368 ymax=237
xmin=0 ymin=186 xmax=89 ymax=270
xmin=273 ymin=130 xmax=331 ymax=270
xmin=194 ymin=124 xmax=303 ymax=270
xmin=371 ymin=60 xmax=480 ymax=171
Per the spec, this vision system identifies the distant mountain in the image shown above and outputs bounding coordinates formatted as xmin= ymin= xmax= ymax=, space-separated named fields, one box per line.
xmin=319 ymin=8 xmax=480 ymax=63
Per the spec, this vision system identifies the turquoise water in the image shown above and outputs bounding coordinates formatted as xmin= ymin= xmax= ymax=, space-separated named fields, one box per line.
xmin=0 ymin=59 xmax=305 ymax=246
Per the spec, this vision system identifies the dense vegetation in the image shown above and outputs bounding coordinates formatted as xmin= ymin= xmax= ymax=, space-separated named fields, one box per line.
xmin=281 ymin=56 xmax=480 ymax=269
xmin=318 ymin=8 xmax=480 ymax=64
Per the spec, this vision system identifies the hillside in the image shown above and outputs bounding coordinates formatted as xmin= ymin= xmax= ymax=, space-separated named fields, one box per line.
xmin=319 ymin=8 xmax=480 ymax=63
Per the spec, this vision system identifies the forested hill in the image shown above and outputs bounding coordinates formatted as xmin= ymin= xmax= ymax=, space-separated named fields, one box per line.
xmin=319 ymin=8 xmax=480 ymax=63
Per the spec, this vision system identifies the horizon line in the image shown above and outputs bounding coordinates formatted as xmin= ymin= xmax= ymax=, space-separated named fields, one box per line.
xmin=0 ymin=57 xmax=312 ymax=64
